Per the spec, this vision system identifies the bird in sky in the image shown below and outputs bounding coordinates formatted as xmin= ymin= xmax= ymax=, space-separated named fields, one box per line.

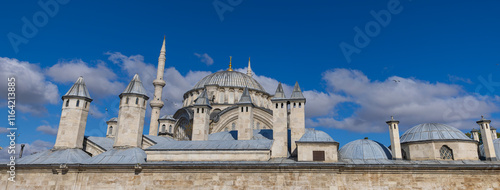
xmin=393 ymin=79 xmax=400 ymax=83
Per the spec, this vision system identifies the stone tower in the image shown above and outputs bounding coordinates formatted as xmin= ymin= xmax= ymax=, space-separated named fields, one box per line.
xmin=246 ymin=57 xmax=253 ymax=77
xmin=492 ymin=127 xmax=498 ymax=140
xmin=289 ymin=82 xmax=305 ymax=156
xmin=271 ymin=83 xmax=289 ymax=158
xmin=471 ymin=128 xmax=480 ymax=141
xmin=114 ymin=74 xmax=149 ymax=148
xmin=386 ymin=116 xmax=402 ymax=160
xmin=192 ymin=90 xmax=212 ymax=141
xmin=54 ymin=76 xmax=92 ymax=149
xmin=477 ymin=116 xmax=497 ymax=161
xmin=149 ymin=37 xmax=167 ymax=136
xmin=238 ymin=87 xmax=254 ymax=140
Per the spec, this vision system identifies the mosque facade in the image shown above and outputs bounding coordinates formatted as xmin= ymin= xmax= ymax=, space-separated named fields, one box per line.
xmin=3 ymin=38 xmax=500 ymax=189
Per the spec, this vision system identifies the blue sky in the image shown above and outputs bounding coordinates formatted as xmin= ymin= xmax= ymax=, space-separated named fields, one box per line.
xmin=1 ymin=0 xmax=500 ymax=157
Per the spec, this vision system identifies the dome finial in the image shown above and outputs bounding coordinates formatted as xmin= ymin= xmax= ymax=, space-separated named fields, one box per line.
xmin=227 ymin=56 xmax=233 ymax=71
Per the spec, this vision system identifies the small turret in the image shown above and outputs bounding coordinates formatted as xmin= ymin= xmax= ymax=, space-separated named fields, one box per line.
xmin=54 ymin=76 xmax=93 ymax=149
xmin=237 ymin=87 xmax=254 ymax=140
xmin=106 ymin=117 xmax=118 ymax=138
xmin=192 ymin=90 xmax=212 ymax=141
xmin=114 ymin=74 xmax=149 ymax=148
xmin=386 ymin=116 xmax=402 ymax=160
xmin=471 ymin=128 xmax=480 ymax=141
xmin=289 ymin=82 xmax=306 ymax=156
xmin=477 ymin=116 xmax=497 ymax=161
xmin=271 ymin=82 xmax=289 ymax=158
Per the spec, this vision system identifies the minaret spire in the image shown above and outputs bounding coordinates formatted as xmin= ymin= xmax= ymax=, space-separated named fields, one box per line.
xmin=149 ymin=37 xmax=167 ymax=136
xmin=227 ymin=56 xmax=233 ymax=71
xmin=247 ymin=57 xmax=253 ymax=77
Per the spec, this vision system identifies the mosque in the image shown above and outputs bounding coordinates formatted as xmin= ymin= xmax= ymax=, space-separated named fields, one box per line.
xmin=8 ymin=38 xmax=500 ymax=189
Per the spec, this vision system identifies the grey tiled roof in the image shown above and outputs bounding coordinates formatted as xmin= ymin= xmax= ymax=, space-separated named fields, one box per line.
xmin=297 ymin=128 xmax=336 ymax=143
xmin=193 ymin=71 xmax=266 ymax=92
xmin=84 ymin=147 xmax=147 ymax=164
xmin=290 ymin=81 xmax=305 ymax=100
xmin=400 ymin=123 xmax=473 ymax=143
xmin=146 ymin=139 xmax=273 ymax=151
xmin=63 ymin=76 xmax=92 ymax=100
xmin=339 ymin=139 xmax=392 ymax=160
xmin=194 ymin=90 xmax=210 ymax=106
xmin=479 ymin=138 xmax=500 ymax=159
xmin=271 ymin=82 xmax=286 ymax=100
xmin=86 ymin=136 xmax=114 ymax=151
xmin=121 ymin=74 xmax=148 ymax=97
xmin=238 ymin=87 xmax=253 ymax=104
xmin=208 ymin=129 xmax=274 ymax=141
xmin=18 ymin=149 xmax=91 ymax=164
xmin=107 ymin=117 xmax=118 ymax=122
xmin=144 ymin=135 xmax=175 ymax=144
xmin=159 ymin=115 xmax=176 ymax=121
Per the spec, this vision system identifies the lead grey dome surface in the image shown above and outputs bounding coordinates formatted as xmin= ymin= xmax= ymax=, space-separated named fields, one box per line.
xmin=298 ymin=128 xmax=336 ymax=143
xmin=479 ymin=138 xmax=500 ymax=159
xmin=400 ymin=123 xmax=472 ymax=143
xmin=339 ymin=139 xmax=392 ymax=160
xmin=193 ymin=71 xmax=266 ymax=92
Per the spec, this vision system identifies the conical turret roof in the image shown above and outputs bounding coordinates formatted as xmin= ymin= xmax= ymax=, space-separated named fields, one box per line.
xmin=238 ymin=87 xmax=253 ymax=105
xmin=290 ymin=81 xmax=305 ymax=100
xmin=194 ymin=89 xmax=211 ymax=107
xmin=271 ymin=82 xmax=286 ymax=100
xmin=121 ymin=74 xmax=148 ymax=99
xmin=63 ymin=76 xmax=92 ymax=101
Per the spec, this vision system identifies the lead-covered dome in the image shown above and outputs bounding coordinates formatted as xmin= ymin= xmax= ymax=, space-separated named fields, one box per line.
xmin=479 ymin=138 xmax=500 ymax=159
xmin=193 ymin=71 xmax=266 ymax=92
xmin=339 ymin=139 xmax=392 ymax=160
xmin=400 ymin=123 xmax=472 ymax=143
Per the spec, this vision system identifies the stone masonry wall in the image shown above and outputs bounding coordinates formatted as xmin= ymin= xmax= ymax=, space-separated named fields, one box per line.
xmin=2 ymin=165 xmax=500 ymax=189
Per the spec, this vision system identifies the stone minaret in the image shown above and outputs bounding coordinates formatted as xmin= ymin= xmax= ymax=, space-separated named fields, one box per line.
xmin=471 ymin=128 xmax=480 ymax=141
xmin=237 ymin=87 xmax=254 ymax=140
xmin=149 ymin=37 xmax=167 ymax=136
xmin=192 ymin=90 xmax=212 ymax=141
xmin=477 ymin=116 xmax=497 ymax=161
xmin=271 ymin=83 xmax=288 ymax=158
xmin=114 ymin=74 xmax=149 ymax=148
xmin=289 ymin=82 xmax=305 ymax=156
xmin=54 ymin=76 xmax=92 ymax=149
xmin=246 ymin=57 xmax=253 ymax=77
xmin=386 ymin=116 xmax=402 ymax=160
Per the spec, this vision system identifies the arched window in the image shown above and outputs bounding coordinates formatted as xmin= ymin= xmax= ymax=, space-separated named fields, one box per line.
xmin=85 ymin=102 xmax=88 ymax=108
xmin=440 ymin=145 xmax=453 ymax=160
xmin=135 ymin=98 xmax=139 ymax=104
xmin=241 ymin=107 xmax=244 ymax=112
xmin=257 ymin=122 xmax=260 ymax=130
xmin=246 ymin=107 xmax=248 ymax=112
xmin=65 ymin=100 xmax=69 ymax=107
xmin=169 ymin=125 xmax=172 ymax=133
xmin=143 ymin=99 xmax=146 ymax=106
xmin=108 ymin=126 xmax=113 ymax=136
xmin=275 ymin=103 xmax=278 ymax=109
xmin=401 ymin=149 xmax=407 ymax=160
xmin=281 ymin=103 xmax=284 ymax=108
xmin=76 ymin=100 xmax=80 ymax=107
xmin=161 ymin=124 xmax=166 ymax=133
xmin=224 ymin=127 xmax=228 ymax=132
xmin=299 ymin=102 xmax=302 ymax=108
xmin=232 ymin=123 xmax=236 ymax=130
xmin=126 ymin=97 xmax=129 ymax=104
xmin=293 ymin=103 xmax=296 ymax=108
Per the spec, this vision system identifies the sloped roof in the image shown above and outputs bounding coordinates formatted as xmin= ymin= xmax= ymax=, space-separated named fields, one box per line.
xmin=208 ymin=129 xmax=274 ymax=141
xmin=86 ymin=136 xmax=114 ymax=151
xmin=479 ymin=138 xmax=500 ymax=160
xmin=121 ymin=74 xmax=148 ymax=98
xmin=290 ymin=81 xmax=305 ymax=100
xmin=146 ymin=139 xmax=273 ymax=151
xmin=84 ymin=147 xmax=147 ymax=164
xmin=159 ymin=115 xmax=176 ymax=121
xmin=194 ymin=90 xmax=211 ymax=106
xmin=63 ymin=76 xmax=92 ymax=100
xmin=238 ymin=87 xmax=253 ymax=104
xmin=143 ymin=135 xmax=175 ymax=144
xmin=18 ymin=149 xmax=90 ymax=164
xmin=271 ymin=82 xmax=286 ymax=100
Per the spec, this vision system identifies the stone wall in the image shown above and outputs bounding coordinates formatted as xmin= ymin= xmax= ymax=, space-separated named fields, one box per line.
xmin=2 ymin=164 xmax=500 ymax=189
xmin=403 ymin=140 xmax=479 ymax=160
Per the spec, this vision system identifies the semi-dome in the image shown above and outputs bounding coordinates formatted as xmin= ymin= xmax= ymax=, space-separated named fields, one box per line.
xmin=479 ymin=138 xmax=500 ymax=159
xmin=339 ymin=139 xmax=392 ymax=160
xmin=193 ymin=71 xmax=266 ymax=92
xmin=400 ymin=123 xmax=472 ymax=143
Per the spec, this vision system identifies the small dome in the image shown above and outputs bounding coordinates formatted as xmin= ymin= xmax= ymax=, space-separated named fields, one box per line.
xmin=159 ymin=115 xmax=176 ymax=121
xmin=297 ymin=128 xmax=336 ymax=143
xmin=339 ymin=139 xmax=392 ymax=160
xmin=400 ymin=123 xmax=472 ymax=143
xmin=479 ymin=138 xmax=500 ymax=159
xmin=107 ymin=117 xmax=117 ymax=122
xmin=193 ymin=71 xmax=266 ymax=92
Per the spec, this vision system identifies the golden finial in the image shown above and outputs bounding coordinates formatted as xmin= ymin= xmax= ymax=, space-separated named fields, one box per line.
xmin=227 ymin=56 xmax=233 ymax=71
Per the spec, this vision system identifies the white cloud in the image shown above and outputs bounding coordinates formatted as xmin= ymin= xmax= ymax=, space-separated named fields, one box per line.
xmin=307 ymin=69 xmax=499 ymax=132
xmin=194 ymin=53 xmax=214 ymax=66
xmin=46 ymin=59 xmax=125 ymax=98
xmin=36 ymin=125 xmax=58 ymax=135
xmin=448 ymin=74 xmax=473 ymax=84
xmin=0 ymin=140 xmax=54 ymax=162
xmin=0 ymin=127 xmax=8 ymax=134
xmin=0 ymin=57 xmax=60 ymax=115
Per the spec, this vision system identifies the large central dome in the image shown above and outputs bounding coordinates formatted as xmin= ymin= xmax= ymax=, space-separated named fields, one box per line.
xmin=193 ymin=71 xmax=266 ymax=92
